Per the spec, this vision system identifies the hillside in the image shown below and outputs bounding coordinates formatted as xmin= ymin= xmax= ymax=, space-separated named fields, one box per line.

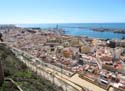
xmin=0 ymin=43 xmax=62 ymax=91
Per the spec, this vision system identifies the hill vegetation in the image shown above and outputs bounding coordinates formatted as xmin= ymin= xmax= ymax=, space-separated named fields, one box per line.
xmin=0 ymin=44 xmax=62 ymax=91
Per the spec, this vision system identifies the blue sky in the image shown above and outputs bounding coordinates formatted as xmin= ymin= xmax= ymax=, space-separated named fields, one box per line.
xmin=0 ymin=0 xmax=125 ymax=24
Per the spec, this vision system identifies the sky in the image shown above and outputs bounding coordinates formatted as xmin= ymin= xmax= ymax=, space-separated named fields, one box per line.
xmin=0 ymin=0 xmax=125 ymax=24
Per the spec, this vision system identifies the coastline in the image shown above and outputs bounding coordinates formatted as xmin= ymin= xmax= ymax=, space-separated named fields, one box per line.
xmin=15 ymin=23 xmax=125 ymax=39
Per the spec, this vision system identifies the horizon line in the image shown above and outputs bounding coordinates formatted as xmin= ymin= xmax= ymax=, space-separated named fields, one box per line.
xmin=0 ymin=22 xmax=125 ymax=25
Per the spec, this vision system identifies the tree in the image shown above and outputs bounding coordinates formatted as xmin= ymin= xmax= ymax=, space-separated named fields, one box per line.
xmin=0 ymin=33 xmax=3 ymax=42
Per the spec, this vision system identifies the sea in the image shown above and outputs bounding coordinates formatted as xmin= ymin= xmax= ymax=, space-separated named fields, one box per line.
xmin=16 ymin=23 xmax=125 ymax=39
